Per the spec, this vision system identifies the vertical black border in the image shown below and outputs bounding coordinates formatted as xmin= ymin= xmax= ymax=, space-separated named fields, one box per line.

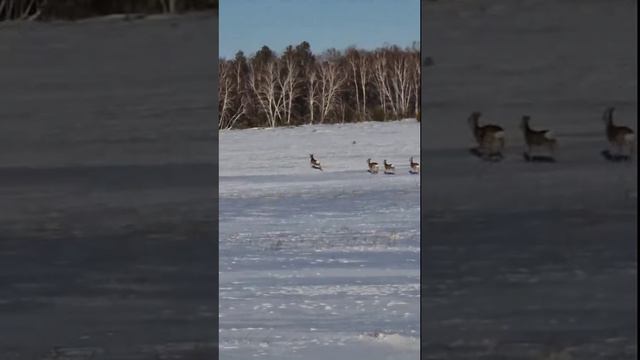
xmin=419 ymin=0 xmax=424 ymax=358
xmin=214 ymin=7 xmax=220 ymax=360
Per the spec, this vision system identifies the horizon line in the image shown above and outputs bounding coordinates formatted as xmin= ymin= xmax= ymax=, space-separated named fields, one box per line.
xmin=219 ymin=40 xmax=420 ymax=59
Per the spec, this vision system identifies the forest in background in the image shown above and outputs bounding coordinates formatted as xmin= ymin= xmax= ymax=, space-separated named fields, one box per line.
xmin=219 ymin=42 xmax=421 ymax=130
xmin=0 ymin=0 xmax=217 ymax=21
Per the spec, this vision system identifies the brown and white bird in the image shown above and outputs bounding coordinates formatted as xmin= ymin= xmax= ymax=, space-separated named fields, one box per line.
xmin=309 ymin=154 xmax=323 ymax=171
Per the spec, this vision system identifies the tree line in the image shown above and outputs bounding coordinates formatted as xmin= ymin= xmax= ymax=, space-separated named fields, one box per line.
xmin=219 ymin=42 xmax=421 ymax=130
xmin=0 ymin=0 xmax=217 ymax=21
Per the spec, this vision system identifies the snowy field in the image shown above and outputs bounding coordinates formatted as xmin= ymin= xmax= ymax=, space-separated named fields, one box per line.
xmin=1 ymin=13 xmax=218 ymax=359
xmin=421 ymin=0 xmax=637 ymax=358
xmin=219 ymin=120 xmax=421 ymax=359
xmin=0 ymin=0 xmax=636 ymax=359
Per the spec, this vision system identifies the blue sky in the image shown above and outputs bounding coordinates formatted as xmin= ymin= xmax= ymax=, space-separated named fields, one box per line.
xmin=219 ymin=0 xmax=420 ymax=59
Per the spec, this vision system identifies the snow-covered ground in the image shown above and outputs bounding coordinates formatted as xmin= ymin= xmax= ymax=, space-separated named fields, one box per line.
xmin=219 ymin=120 xmax=421 ymax=359
xmin=1 ymin=13 xmax=219 ymax=359
xmin=420 ymin=0 xmax=637 ymax=358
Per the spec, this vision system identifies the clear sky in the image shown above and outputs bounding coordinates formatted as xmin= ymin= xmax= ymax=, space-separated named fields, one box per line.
xmin=219 ymin=0 xmax=420 ymax=59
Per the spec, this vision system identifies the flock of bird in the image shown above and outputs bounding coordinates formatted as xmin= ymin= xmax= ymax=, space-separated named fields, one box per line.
xmin=468 ymin=106 xmax=635 ymax=162
xmin=309 ymin=154 xmax=420 ymax=175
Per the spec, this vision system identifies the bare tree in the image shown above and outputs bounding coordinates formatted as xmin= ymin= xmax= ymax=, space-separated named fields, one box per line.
xmin=372 ymin=49 xmax=393 ymax=119
xmin=0 ymin=0 xmax=216 ymax=21
xmin=158 ymin=0 xmax=168 ymax=13
xmin=346 ymin=48 xmax=362 ymax=121
xmin=1 ymin=0 xmax=44 ymax=20
xmin=410 ymin=46 xmax=420 ymax=117
xmin=317 ymin=56 xmax=347 ymax=124
xmin=248 ymin=58 xmax=284 ymax=128
xmin=159 ymin=0 xmax=177 ymax=14
xmin=218 ymin=60 xmax=245 ymax=130
xmin=389 ymin=48 xmax=413 ymax=118
xmin=218 ymin=42 xmax=418 ymax=129
xmin=279 ymin=50 xmax=301 ymax=125
xmin=358 ymin=52 xmax=370 ymax=121
xmin=307 ymin=66 xmax=319 ymax=124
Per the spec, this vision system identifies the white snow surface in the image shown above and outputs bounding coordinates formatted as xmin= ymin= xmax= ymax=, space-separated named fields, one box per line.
xmin=219 ymin=120 xmax=420 ymax=359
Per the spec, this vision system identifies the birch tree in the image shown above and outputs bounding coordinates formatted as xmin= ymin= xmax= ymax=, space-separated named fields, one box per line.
xmin=372 ymin=49 xmax=393 ymax=119
xmin=217 ymin=42 xmax=419 ymax=128
xmin=307 ymin=66 xmax=319 ymax=124
xmin=248 ymin=55 xmax=284 ymax=128
xmin=389 ymin=47 xmax=413 ymax=118
xmin=1 ymin=0 xmax=44 ymax=20
xmin=279 ymin=47 xmax=301 ymax=125
xmin=218 ymin=60 xmax=245 ymax=130
xmin=410 ymin=46 xmax=421 ymax=117
xmin=317 ymin=56 xmax=346 ymax=124
xmin=358 ymin=52 xmax=370 ymax=121
xmin=346 ymin=48 xmax=362 ymax=121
